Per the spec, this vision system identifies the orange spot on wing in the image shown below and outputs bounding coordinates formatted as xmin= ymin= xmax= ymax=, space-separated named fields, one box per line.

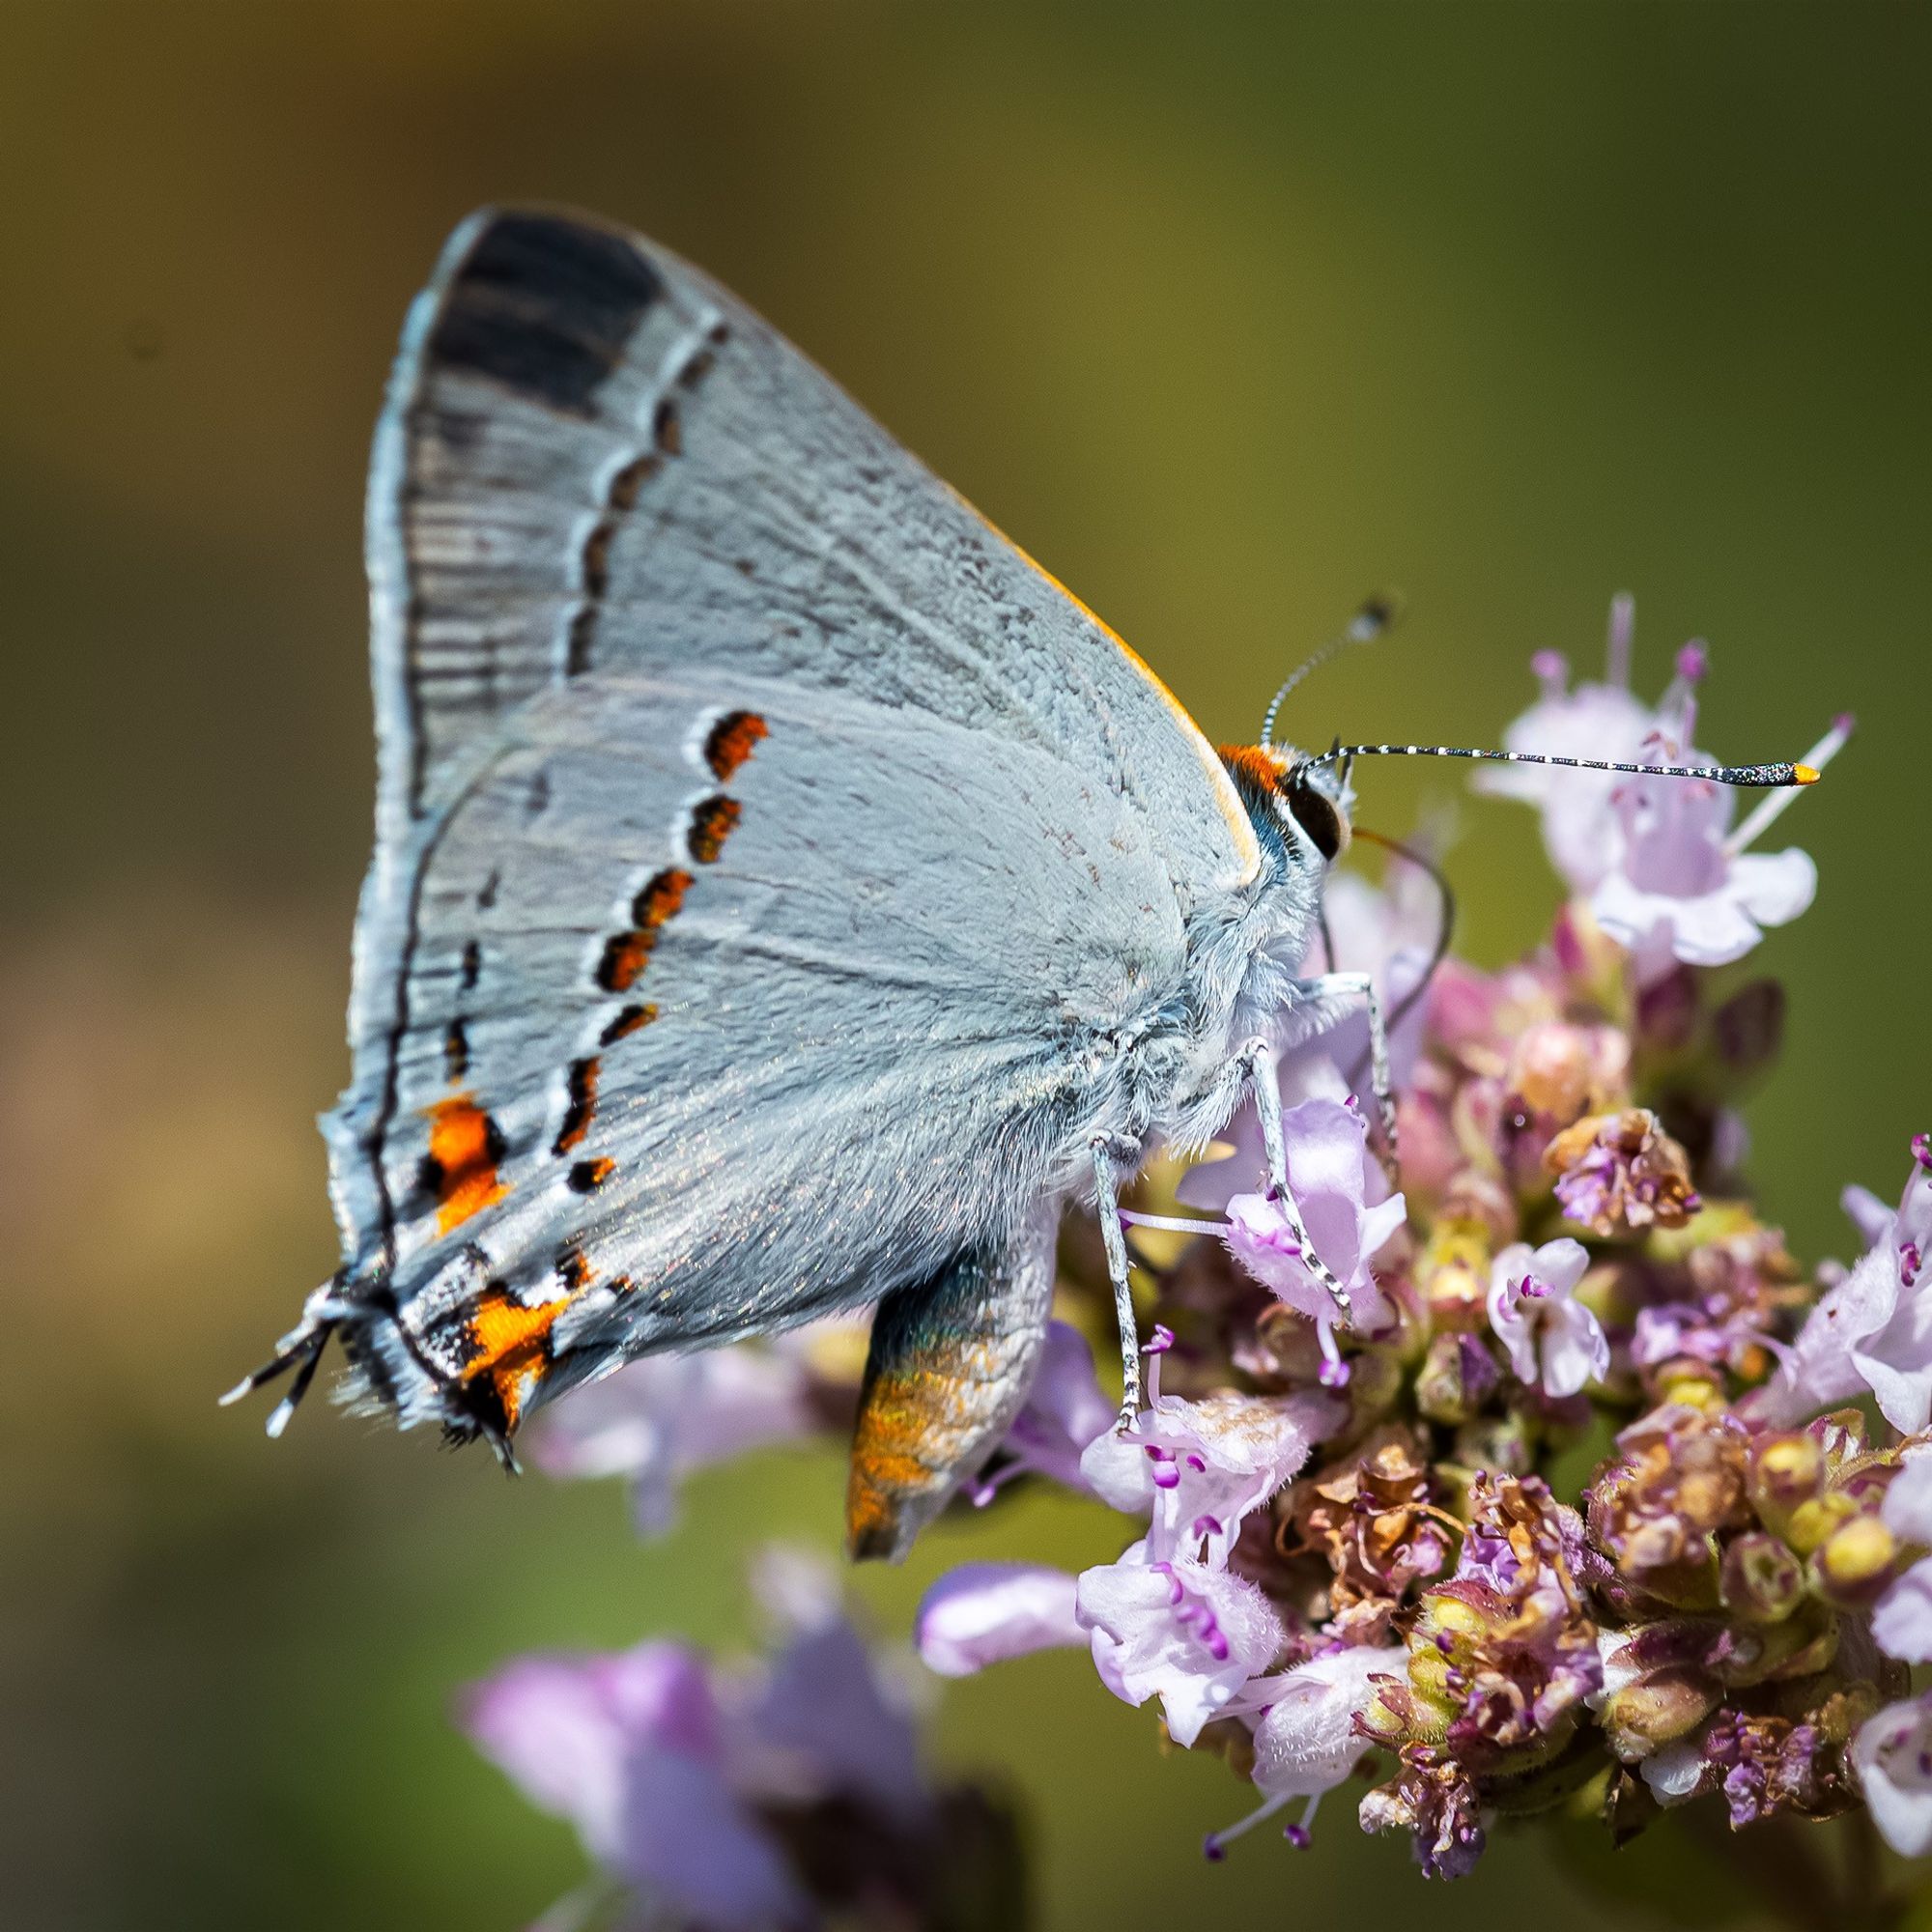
xmin=634 ymin=867 xmax=693 ymax=927
xmin=554 ymin=1056 xmax=600 ymax=1154
xmin=462 ymin=1285 xmax=571 ymax=1430
xmin=425 ymin=1094 xmax=506 ymax=1234
xmin=687 ymin=796 xmax=741 ymax=864
xmin=600 ymin=1002 xmax=656 ymax=1045
xmin=703 ymin=710 xmax=769 ymax=781
xmin=596 ymin=927 xmax=656 ymax=992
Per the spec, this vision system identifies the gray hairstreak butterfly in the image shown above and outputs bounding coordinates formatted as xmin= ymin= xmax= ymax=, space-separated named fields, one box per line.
xmin=226 ymin=207 xmax=1819 ymax=1560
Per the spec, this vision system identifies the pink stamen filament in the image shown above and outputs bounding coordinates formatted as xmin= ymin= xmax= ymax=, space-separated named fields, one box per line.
xmin=1203 ymin=1790 xmax=1299 ymax=1861
xmin=1605 ymin=593 xmax=1634 ymax=689
xmin=1316 ymin=1319 xmax=1351 ymax=1388
xmin=1151 ymin=1561 xmax=1231 ymax=1661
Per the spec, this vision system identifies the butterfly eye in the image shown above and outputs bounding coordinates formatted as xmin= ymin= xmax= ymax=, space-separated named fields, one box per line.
xmin=1284 ymin=781 xmax=1346 ymax=862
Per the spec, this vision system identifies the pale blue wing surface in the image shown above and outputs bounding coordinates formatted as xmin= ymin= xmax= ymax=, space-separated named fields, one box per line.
xmin=320 ymin=208 xmax=1249 ymax=1436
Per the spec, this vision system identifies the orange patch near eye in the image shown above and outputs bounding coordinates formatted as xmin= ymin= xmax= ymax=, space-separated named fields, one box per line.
xmin=1217 ymin=744 xmax=1290 ymax=794
xmin=425 ymin=1094 xmax=507 ymax=1235
xmin=687 ymin=796 xmax=741 ymax=864
xmin=703 ymin=710 xmax=768 ymax=781
xmin=462 ymin=1285 xmax=571 ymax=1430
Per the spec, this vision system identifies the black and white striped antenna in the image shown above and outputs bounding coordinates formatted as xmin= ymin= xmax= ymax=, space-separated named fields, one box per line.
xmin=1260 ymin=594 xmax=1402 ymax=750
xmin=1299 ymin=743 xmax=1819 ymax=790
xmin=1265 ymin=598 xmax=1824 ymax=792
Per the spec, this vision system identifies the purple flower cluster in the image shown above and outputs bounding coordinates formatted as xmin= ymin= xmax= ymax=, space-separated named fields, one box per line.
xmin=475 ymin=599 xmax=1924 ymax=1904
xmin=894 ymin=603 xmax=1917 ymax=1879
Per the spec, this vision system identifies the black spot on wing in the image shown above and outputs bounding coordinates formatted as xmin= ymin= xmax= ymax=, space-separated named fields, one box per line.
xmin=428 ymin=213 xmax=664 ymax=416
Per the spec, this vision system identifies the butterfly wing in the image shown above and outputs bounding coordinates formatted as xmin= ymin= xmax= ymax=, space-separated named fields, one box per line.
xmin=306 ymin=207 xmax=1258 ymax=1445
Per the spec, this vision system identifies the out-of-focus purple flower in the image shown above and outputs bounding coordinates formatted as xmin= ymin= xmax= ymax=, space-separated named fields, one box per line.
xmin=460 ymin=1640 xmax=808 ymax=1928
xmin=1854 ymin=1692 xmax=1932 ymax=1856
xmin=461 ymin=1549 xmax=941 ymax=1928
xmin=1770 ymin=1142 xmax=1932 ymax=1433
xmin=462 ymin=1641 xmax=717 ymax=1860
xmin=744 ymin=1562 xmax=929 ymax=1827
xmin=1873 ymin=1449 xmax=1932 ymax=1663
xmin=1082 ymin=1386 xmax=1338 ymax=1565
xmin=1545 ymin=1108 xmax=1700 ymax=1237
xmin=915 ymin=1563 xmax=1087 ymax=1677
xmin=1486 ymin=1236 xmax=1607 ymax=1398
xmin=531 ymin=1340 xmax=823 ymax=1537
xmin=1221 ymin=1096 xmax=1406 ymax=1353
xmin=1472 ymin=596 xmax=1659 ymax=893
xmin=1286 ymin=868 xmax=1439 ymax=1108
xmin=1077 ymin=1540 xmax=1286 ymax=1747
xmin=1631 ymin=1215 xmax=1803 ymax=1385
xmin=981 ymin=1320 xmax=1116 ymax=1498
xmin=1590 ymin=731 xmax=1820 ymax=983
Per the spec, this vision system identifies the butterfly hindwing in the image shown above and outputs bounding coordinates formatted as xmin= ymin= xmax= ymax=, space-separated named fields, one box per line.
xmin=326 ymin=666 xmax=1191 ymax=1437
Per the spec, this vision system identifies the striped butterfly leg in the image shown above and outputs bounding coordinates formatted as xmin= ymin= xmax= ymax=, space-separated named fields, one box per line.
xmin=1286 ymin=973 xmax=1401 ymax=1180
xmin=1091 ymin=1138 xmax=1145 ymax=1432
xmin=1237 ymin=1037 xmax=1356 ymax=1322
xmin=846 ymin=1207 xmax=1057 ymax=1563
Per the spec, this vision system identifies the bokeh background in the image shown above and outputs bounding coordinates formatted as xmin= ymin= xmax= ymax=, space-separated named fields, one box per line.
xmin=3 ymin=4 xmax=1928 ymax=1927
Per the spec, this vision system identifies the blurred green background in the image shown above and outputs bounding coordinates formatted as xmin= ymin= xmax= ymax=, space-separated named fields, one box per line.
xmin=2 ymin=4 xmax=1928 ymax=1927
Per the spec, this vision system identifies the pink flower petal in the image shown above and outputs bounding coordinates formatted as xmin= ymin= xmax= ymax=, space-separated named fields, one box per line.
xmin=916 ymin=1564 xmax=1086 ymax=1677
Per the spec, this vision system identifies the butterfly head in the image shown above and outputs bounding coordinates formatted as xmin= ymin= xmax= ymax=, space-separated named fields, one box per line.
xmin=1220 ymin=743 xmax=1352 ymax=868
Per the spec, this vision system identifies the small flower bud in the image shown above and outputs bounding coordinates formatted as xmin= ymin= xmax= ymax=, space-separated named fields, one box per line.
xmin=1415 ymin=1332 xmax=1498 ymax=1426
xmin=1711 ymin=980 xmax=1785 ymax=1079
xmin=1811 ymin=1513 xmax=1900 ymax=1608
xmin=1452 ymin=1411 xmax=1534 ymax=1478
xmin=1601 ymin=1668 xmax=1719 ymax=1762
xmin=1651 ymin=1361 xmax=1727 ymax=1414
xmin=1784 ymin=1492 xmax=1856 ymax=1560
xmin=1507 ymin=1020 xmax=1627 ymax=1126
xmin=1748 ymin=1433 xmax=1823 ymax=1523
xmin=1545 ymin=1109 xmax=1699 ymax=1237
xmin=1719 ymin=1533 xmax=1804 ymax=1625
xmin=1343 ymin=1346 xmax=1405 ymax=1425
xmin=1418 ymin=1222 xmax=1492 ymax=1332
